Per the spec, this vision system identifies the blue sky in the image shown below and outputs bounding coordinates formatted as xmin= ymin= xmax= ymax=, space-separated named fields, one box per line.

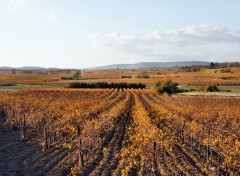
xmin=0 ymin=0 xmax=240 ymax=68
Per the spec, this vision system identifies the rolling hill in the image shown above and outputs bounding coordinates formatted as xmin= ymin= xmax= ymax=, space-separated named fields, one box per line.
xmin=88 ymin=61 xmax=210 ymax=70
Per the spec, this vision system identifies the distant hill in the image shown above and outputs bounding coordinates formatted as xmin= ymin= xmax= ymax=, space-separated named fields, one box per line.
xmin=88 ymin=61 xmax=210 ymax=70
xmin=0 ymin=66 xmax=46 ymax=70
xmin=0 ymin=66 xmax=62 ymax=74
xmin=0 ymin=66 xmax=12 ymax=70
xmin=0 ymin=61 xmax=213 ymax=72
xmin=20 ymin=66 xmax=46 ymax=70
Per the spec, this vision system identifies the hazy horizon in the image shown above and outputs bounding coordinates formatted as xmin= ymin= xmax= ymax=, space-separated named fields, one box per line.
xmin=0 ymin=60 xmax=239 ymax=69
xmin=1 ymin=0 xmax=240 ymax=68
xmin=0 ymin=60 xmax=235 ymax=70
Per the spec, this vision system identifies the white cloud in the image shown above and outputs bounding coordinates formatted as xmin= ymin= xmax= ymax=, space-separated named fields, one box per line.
xmin=164 ymin=24 xmax=239 ymax=46
xmin=91 ymin=24 xmax=240 ymax=62
xmin=9 ymin=0 xmax=31 ymax=14
xmin=92 ymin=32 xmax=139 ymax=49
xmin=92 ymin=24 xmax=240 ymax=49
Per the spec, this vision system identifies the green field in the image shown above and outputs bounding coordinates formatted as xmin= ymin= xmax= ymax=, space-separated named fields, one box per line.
xmin=179 ymin=85 xmax=240 ymax=92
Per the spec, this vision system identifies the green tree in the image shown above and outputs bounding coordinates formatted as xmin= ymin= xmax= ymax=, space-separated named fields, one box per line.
xmin=153 ymin=80 xmax=179 ymax=95
xmin=72 ymin=70 xmax=81 ymax=79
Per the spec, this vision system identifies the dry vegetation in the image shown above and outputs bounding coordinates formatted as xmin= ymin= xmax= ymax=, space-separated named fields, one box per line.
xmin=0 ymin=67 xmax=240 ymax=87
xmin=0 ymin=89 xmax=239 ymax=176
xmin=0 ymin=66 xmax=239 ymax=175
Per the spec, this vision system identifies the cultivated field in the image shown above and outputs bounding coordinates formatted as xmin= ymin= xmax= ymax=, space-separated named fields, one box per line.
xmin=0 ymin=67 xmax=240 ymax=90
xmin=0 ymin=89 xmax=239 ymax=176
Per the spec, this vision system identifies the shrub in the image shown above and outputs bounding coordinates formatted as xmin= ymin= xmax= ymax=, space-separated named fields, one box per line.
xmin=61 ymin=77 xmax=74 ymax=80
xmin=121 ymin=75 xmax=132 ymax=78
xmin=0 ymin=83 xmax=16 ymax=87
xmin=153 ymin=80 xmax=179 ymax=95
xmin=220 ymin=68 xmax=232 ymax=73
xmin=135 ymin=72 xmax=150 ymax=78
xmin=202 ymin=85 xmax=219 ymax=92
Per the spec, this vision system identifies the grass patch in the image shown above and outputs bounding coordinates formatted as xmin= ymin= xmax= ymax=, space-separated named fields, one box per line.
xmin=180 ymin=85 xmax=240 ymax=92
xmin=0 ymin=84 xmax=65 ymax=90
xmin=217 ymin=86 xmax=240 ymax=92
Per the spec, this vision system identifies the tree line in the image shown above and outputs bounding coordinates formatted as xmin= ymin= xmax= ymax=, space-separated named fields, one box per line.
xmin=179 ymin=62 xmax=240 ymax=72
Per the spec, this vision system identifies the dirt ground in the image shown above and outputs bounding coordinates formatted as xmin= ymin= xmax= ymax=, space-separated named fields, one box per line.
xmin=0 ymin=112 xmax=79 ymax=176
xmin=0 ymin=116 xmax=39 ymax=176
xmin=180 ymin=91 xmax=240 ymax=97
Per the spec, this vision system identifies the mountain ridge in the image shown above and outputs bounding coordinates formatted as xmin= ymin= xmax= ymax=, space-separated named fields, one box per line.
xmin=0 ymin=61 xmax=212 ymax=71
xmin=87 ymin=61 xmax=211 ymax=70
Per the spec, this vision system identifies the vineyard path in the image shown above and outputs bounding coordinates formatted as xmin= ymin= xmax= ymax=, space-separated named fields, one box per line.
xmin=0 ymin=114 xmax=38 ymax=176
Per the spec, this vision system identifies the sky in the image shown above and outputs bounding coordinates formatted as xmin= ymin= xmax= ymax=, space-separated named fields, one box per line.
xmin=0 ymin=0 xmax=240 ymax=68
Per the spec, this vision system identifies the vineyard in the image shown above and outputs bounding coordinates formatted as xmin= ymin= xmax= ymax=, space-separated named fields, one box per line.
xmin=1 ymin=67 xmax=240 ymax=89
xmin=0 ymin=89 xmax=239 ymax=176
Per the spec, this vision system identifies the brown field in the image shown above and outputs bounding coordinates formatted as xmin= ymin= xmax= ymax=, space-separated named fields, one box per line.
xmin=0 ymin=67 xmax=240 ymax=175
xmin=0 ymin=67 xmax=240 ymax=87
xmin=0 ymin=88 xmax=239 ymax=176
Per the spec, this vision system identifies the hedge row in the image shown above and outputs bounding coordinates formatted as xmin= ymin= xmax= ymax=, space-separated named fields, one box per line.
xmin=68 ymin=82 xmax=146 ymax=89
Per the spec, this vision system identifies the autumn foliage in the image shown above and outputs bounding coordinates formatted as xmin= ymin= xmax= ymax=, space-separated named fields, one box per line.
xmin=0 ymin=88 xmax=239 ymax=175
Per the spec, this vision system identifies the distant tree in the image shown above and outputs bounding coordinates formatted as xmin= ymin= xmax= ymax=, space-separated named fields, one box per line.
xmin=209 ymin=62 xmax=218 ymax=69
xmin=11 ymin=69 xmax=16 ymax=75
xmin=72 ymin=70 xmax=81 ymax=79
xmin=65 ymin=69 xmax=71 ymax=74
xmin=179 ymin=65 xmax=203 ymax=72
